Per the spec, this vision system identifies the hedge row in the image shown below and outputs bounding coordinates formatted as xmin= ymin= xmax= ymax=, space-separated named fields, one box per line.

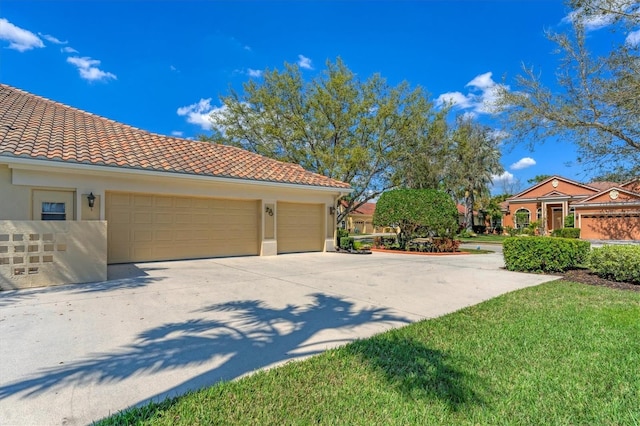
xmin=588 ymin=245 xmax=640 ymax=284
xmin=503 ymin=237 xmax=590 ymax=273
xmin=551 ymin=228 xmax=581 ymax=238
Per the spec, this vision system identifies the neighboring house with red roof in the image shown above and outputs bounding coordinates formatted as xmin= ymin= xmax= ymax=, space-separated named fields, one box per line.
xmin=0 ymin=84 xmax=351 ymax=289
xmin=339 ymin=201 xmax=396 ymax=234
xmin=502 ymin=175 xmax=640 ymax=240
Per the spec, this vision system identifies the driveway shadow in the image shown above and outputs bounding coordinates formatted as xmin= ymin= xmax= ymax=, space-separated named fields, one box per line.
xmin=0 ymin=293 xmax=409 ymax=405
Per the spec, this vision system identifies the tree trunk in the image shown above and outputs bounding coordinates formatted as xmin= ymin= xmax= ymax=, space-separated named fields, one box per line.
xmin=465 ymin=191 xmax=475 ymax=232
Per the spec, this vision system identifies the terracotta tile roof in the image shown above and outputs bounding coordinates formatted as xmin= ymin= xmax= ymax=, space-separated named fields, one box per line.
xmin=586 ymin=181 xmax=620 ymax=191
xmin=0 ymin=84 xmax=350 ymax=189
xmin=351 ymin=202 xmax=376 ymax=216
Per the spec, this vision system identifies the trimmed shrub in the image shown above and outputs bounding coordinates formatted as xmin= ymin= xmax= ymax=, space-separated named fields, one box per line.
xmin=551 ymin=228 xmax=581 ymax=238
xmin=337 ymin=228 xmax=349 ymax=240
xmin=503 ymin=236 xmax=591 ymax=273
xmin=588 ymin=245 xmax=640 ymax=284
xmin=431 ymin=237 xmax=460 ymax=253
xmin=373 ymin=189 xmax=458 ymax=250
xmin=472 ymin=225 xmax=487 ymax=234
xmin=339 ymin=237 xmax=354 ymax=250
xmin=564 ymin=213 xmax=575 ymax=228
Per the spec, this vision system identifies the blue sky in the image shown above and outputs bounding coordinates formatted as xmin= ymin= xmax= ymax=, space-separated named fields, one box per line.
xmin=1 ymin=1 xmax=636 ymax=193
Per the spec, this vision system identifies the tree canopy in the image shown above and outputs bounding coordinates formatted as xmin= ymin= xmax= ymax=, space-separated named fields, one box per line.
xmin=495 ymin=0 xmax=639 ymax=178
xmin=204 ymin=58 xmax=444 ymax=222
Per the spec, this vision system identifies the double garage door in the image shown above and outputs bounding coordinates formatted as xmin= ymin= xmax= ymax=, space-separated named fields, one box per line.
xmin=106 ymin=193 xmax=326 ymax=263
xmin=580 ymin=214 xmax=640 ymax=240
xmin=106 ymin=192 xmax=260 ymax=264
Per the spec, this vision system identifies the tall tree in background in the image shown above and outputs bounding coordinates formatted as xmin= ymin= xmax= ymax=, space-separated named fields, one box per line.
xmin=204 ymin=58 xmax=441 ymax=223
xmin=527 ymin=174 xmax=553 ymax=185
xmin=496 ymin=0 xmax=639 ymax=178
xmin=447 ymin=116 xmax=504 ymax=232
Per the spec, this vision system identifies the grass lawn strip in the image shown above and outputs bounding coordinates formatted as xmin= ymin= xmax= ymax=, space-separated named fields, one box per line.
xmin=97 ymin=281 xmax=640 ymax=425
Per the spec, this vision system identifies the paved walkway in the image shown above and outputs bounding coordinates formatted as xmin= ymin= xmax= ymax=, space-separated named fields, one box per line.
xmin=0 ymin=251 xmax=558 ymax=425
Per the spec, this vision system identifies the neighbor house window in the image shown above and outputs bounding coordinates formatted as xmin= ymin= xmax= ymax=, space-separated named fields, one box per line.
xmin=41 ymin=202 xmax=66 ymax=220
xmin=515 ymin=208 xmax=530 ymax=229
xmin=537 ymin=208 xmax=542 ymax=220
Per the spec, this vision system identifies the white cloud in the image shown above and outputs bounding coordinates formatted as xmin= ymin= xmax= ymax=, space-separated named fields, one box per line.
xmin=466 ymin=72 xmax=496 ymax=90
xmin=67 ymin=56 xmax=117 ymax=82
xmin=435 ymin=91 xmax=473 ymax=109
xmin=626 ymin=29 xmax=640 ymax=46
xmin=510 ymin=157 xmax=536 ymax=170
xmin=562 ymin=10 xmax=615 ymax=31
xmin=61 ymin=46 xmax=78 ymax=54
xmin=171 ymin=131 xmax=184 ymax=137
xmin=39 ymin=33 xmax=67 ymax=44
xmin=436 ymin=71 xmax=507 ymax=115
xmin=491 ymin=171 xmax=515 ymax=185
xmin=0 ymin=18 xmax=44 ymax=52
xmin=297 ymin=54 xmax=313 ymax=70
xmin=177 ymin=98 xmax=227 ymax=130
xmin=247 ymin=68 xmax=263 ymax=77
xmin=489 ymin=129 xmax=510 ymax=142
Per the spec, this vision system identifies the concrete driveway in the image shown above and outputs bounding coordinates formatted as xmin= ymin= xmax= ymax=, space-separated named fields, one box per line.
xmin=0 ymin=251 xmax=558 ymax=425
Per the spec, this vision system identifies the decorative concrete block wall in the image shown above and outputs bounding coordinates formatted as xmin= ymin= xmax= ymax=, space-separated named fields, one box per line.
xmin=0 ymin=221 xmax=107 ymax=290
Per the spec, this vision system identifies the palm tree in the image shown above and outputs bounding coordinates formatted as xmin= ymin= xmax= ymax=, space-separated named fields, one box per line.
xmin=448 ymin=116 xmax=504 ymax=233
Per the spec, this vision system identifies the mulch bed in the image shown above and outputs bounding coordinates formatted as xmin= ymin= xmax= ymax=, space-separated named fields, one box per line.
xmin=370 ymin=248 xmax=469 ymax=256
xmin=560 ymin=269 xmax=640 ymax=292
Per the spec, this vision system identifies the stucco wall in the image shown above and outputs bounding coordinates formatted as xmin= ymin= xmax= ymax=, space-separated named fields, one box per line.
xmin=0 ymin=220 xmax=107 ymax=290
xmin=519 ymin=179 xmax=596 ymax=198
xmin=3 ymin=162 xmax=344 ymax=262
xmin=0 ymin=165 xmax=31 ymax=220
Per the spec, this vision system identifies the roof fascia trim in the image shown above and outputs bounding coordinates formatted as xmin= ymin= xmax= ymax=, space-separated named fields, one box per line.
xmin=0 ymin=156 xmax=353 ymax=195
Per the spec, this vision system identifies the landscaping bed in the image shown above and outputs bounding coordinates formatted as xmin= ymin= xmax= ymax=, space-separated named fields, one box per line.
xmin=370 ymin=248 xmax=469 ymax=256
xmin=561 ymin=268 xmax=640 ymax=292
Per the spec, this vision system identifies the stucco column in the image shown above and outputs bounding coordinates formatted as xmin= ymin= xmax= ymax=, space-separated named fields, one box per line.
xmin=261 ymin=199 xmax=277 ymax=256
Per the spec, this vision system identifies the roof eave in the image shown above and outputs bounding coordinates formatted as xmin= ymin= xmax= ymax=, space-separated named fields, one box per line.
xmin=0 ymin=155 xmax=353 ymax=194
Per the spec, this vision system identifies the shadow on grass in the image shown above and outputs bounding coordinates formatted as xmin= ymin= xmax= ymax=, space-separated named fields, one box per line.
xmin=345 ymin=334 xmax=484 ymax=411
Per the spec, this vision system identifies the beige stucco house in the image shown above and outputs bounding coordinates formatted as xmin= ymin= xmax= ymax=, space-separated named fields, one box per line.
xmin=0 ymin=84 xmax=351 ymax=289
xmin=502 ymin=175 xmax=640 ymax=240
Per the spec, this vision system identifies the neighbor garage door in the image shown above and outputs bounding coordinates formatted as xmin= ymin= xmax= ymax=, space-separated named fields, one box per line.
xmin=580 ymin=214 xmax=640 ymax=240
xmin=277 ymin=202 xmax=324 ymax=253
xmin=106 ymin=192 xmax=259 ymax=263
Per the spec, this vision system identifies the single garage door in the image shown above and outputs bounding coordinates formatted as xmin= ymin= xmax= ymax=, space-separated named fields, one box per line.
xmin=277 ymin=202 xmax=324 ymax=253
xmin=106 ymin=192 xmax=259 ymax=263
xmin=580 ymin=214 xmax=640 ymax=240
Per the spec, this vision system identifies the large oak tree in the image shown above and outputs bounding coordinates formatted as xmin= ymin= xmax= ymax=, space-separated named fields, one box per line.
xmin=204 ymin=58 xmax=444 ymax=223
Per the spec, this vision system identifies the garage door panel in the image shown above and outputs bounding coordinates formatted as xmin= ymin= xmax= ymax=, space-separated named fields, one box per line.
xmin=277 ymin=202 xmax=324 ymax=254
xmin=107 ymin=193 xmax=259 ymax=263
xmin=134 ymin=195 xmax=153 ymax=207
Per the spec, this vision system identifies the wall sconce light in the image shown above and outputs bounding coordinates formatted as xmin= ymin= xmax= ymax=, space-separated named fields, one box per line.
xmin=87 ymin=192 xmax=96 ymax=209
xmin=265 ymin=206 xmax=274 ymax=216
xmin=329 ymin=206 xmax=336 ymax=215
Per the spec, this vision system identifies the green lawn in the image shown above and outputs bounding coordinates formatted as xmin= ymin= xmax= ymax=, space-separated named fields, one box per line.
xmin=98 ymin=282 xmax=640 ymax=425
xmin=458 ymin=234 xmax=507 ymax=243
